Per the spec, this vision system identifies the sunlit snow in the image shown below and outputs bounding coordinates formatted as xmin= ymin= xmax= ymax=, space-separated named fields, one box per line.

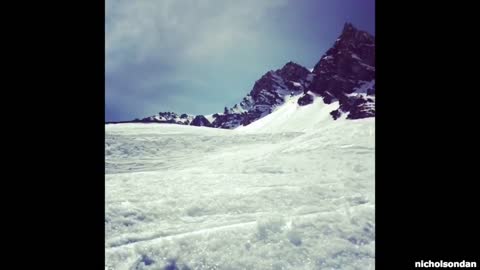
xmin=105 ymin=96 xmax=375 ymax=270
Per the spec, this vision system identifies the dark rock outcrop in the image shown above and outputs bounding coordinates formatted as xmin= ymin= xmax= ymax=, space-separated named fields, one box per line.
xmin=297 ymin=93 xmax=314 ymax=106
xmin=191 ymin=115 xmax=212 ymax=127
xmin=211 ymin=113 xmax=245 ymax=129
xmin=130 ymin=112 xmax=194 ymax=124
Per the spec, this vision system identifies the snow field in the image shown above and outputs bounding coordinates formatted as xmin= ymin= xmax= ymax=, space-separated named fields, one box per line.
xmin=105 ymin=96 xmax=374 ymax=269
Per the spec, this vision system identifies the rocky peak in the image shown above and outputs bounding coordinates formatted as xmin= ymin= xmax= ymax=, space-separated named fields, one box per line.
xmin=277 ymin=61 xmax=311 ymax=82
xmin=249 ymin=62 xmax=310 ymax=103
xmin=210 ymin=61 xmax=311 ymax=129
xmin=191 ymin=115 xmax=212 ymax=127
xmin=337 ymin=23 xmax=374 ymax=46
xmin=313 ymin=23 xmax=375 ymax=75
xmin=342 ymin=22 xmax=355 ymax=32
xmin=307 ymin=23 xmax=375 ymax=119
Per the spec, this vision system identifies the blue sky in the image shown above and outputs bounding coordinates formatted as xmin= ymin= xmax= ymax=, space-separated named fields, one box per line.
xmin=106 ymin=0 xmax=375 ymax=121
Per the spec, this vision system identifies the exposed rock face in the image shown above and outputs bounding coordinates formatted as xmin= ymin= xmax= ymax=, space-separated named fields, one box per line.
xmin=297 ymin=93 xmax=314 ymax=106
xmin=190 ymin=115 xmax=212 ymax=127
xmin=211 ymin=113 xmax=244 ymax=129
xmin=330 ymin=95 xmax=375 ymax=120
xmin=212 ymin=62 xmax=311 ymax=129
xmin=307 ymin=22 xmax=375 ymax=119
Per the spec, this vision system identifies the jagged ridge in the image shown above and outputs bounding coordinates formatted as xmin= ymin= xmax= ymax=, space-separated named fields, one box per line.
xmin=115 ymin=22 xmax=375 ymax=127
xmin=307 ymin=22 xmax=375 ymax=119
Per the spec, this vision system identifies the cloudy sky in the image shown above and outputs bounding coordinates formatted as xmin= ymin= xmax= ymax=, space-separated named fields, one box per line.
xmin=106 ymin=0 xmax=375 ymax=121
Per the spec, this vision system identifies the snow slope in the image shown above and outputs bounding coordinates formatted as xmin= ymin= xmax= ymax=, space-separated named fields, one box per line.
xmin=236 ymin=94 xmax=342 ymax=133
xmin=105 ymin=98 xmax=375 ymax=270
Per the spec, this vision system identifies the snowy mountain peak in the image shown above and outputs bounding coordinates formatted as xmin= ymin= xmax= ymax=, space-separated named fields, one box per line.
xmin=210 ymin=61 xmax=312 ymax=129
xmin=115 ymin=22 xmax=375 ymax=127
xmin=308 ymin=23 xmax=375 ymax=119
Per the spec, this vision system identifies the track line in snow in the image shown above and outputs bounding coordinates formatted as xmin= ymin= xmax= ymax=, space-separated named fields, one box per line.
xmin=105 ymin=208 xmax=358 ymax=252
xmin=106 ymin=219 xmax=258 ymax=250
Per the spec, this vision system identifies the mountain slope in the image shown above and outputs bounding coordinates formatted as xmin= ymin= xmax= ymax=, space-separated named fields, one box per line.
xmin=211 ymin=62 xmax=312 ymax=129
xmin=105 ymin=112 xmax=375 ymax=269
xmin=236 ymin=94 xmax=340 ymax=133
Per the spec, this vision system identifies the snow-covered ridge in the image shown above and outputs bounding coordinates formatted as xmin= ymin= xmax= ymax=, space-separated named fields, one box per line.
xmin=125 ymin=112 xmax=195 ymax=125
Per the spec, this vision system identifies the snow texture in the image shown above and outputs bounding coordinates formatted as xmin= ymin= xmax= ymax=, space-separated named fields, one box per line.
xmin=105 ymin=97 xmax=375 ymax=270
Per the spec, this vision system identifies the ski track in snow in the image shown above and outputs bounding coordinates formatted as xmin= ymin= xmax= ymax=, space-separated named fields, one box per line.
xmin=105 ymin=96 xmax=375 ymax=270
